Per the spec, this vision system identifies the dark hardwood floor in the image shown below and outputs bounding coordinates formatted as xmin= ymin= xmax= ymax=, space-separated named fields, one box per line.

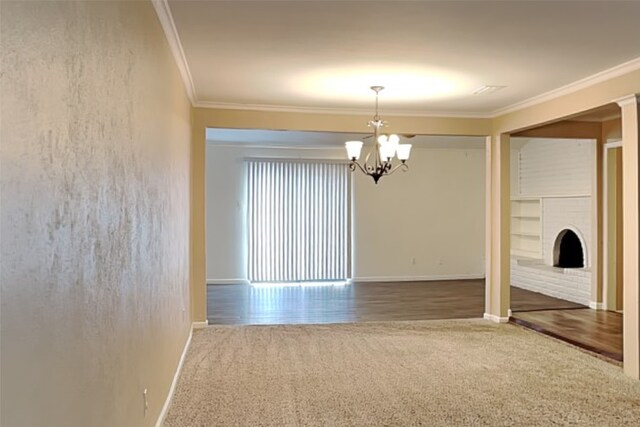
xmin=207 ymin=279 xmax=623 ymax=362
xmin=207 ymin=279 xmax=586 ymax=325
xmin=207 ymin=279 xmax=486 ymax=325
xmin=510 ymin=287 xmax=585 ymax=312
xmin=511 ymin=309 xmax=623 ymax=361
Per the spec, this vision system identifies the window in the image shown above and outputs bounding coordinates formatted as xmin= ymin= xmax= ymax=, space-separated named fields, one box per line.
xmin=247 ymin=160 xmax=350 ymax=282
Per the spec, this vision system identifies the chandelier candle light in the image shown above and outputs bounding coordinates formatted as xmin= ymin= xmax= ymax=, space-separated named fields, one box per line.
xmin=345 ymin=86 xmax=412 ymax=184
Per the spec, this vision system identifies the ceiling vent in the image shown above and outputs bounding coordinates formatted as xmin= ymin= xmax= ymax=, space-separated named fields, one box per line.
xmin=473 ymin=85 xmax=507 ymax=95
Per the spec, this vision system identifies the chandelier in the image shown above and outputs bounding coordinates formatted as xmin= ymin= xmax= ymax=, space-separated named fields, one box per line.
xmin=345 ymin=86 xmax=412 ymax=184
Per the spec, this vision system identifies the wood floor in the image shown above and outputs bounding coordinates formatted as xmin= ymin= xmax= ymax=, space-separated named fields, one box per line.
xmin=511 ymin=309 xmax=623 ymax=361
xmin=207 ymin=279 xmax=622 ymax=362
xmin=510 ymin=286 xmax=585 ymax=311
xmin=207 ymin=279 xmax=486 ymax=325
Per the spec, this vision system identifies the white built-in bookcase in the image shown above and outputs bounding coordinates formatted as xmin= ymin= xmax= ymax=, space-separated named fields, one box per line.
xmin=511 ymin=198 xmax=542 ymax=259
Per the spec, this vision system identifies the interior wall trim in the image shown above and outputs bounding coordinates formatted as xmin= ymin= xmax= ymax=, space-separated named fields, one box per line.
xmin=194 ymin=100 xmax=491 ymax=119
xmin=192 ymin=320 xmax=209 ymax=329
xmin=206 ymin=279 xmax=250 ymax=285
xmin=151 ymin=0 xmax=197 ymax=104
xmin=154 ymin=325 xmax=193 ymax=427
xmin=615 ymin=93 xmax=640 ymax=107
xmin=483 ymin=313 xmax=510 ymax=323
xmin=352 ymin=274 xmax=485 ymax=283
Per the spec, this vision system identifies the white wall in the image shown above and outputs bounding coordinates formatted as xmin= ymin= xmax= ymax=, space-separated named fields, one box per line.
xmin=352 ymin=148 xmax=485 ymax=280
xmin=1 ymin=2 xmax=192 ymax=426
xmin=206 ymin=142 xmax=485 ymax=283
xmin=516 ymin=138 xmax=593 ymax=197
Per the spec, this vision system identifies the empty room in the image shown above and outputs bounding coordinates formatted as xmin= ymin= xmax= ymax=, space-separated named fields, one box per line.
xmin=2 ymin=1 xmax=640 ymax=426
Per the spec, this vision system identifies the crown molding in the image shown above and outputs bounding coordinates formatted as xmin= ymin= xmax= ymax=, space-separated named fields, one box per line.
xmin=194 ymin=100 xmax=491 ymax=119
xmin=151 ymin=0 xmax=197 ymax=105
xmin=492 ymin=57 xmax=640 ymax=117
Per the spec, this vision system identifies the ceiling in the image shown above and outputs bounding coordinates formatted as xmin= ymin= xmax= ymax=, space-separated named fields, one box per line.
xmin=168 ymin=0 xmax=640 ymax=116
xmin=206 ymin=129 xmax=485 ymax=150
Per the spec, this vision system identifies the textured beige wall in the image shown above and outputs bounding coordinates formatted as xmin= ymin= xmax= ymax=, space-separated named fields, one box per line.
xmin=513 ymin=120 xmax=602 ymax=139
xmin=1 ymin=1 xmax=192 ymax=426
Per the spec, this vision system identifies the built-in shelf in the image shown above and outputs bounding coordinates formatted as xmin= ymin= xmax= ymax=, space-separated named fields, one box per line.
xmin=511 ymin=198 xmax=542 ymax=259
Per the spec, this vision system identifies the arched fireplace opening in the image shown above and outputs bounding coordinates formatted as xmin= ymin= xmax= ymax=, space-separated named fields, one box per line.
xmin=553 ymin=229 xmax=584 ymax=268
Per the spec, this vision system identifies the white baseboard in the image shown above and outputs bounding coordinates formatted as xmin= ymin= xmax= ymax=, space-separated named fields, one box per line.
xmin=484 ymin=313 xmax=510 ymax=323
xmin=155 ymin=325 xmax=193 ymax=427
xmin=352 ymin=274 xmax=485 ymax=283
xmin=589 ymin=302 xmax=603 ymax=310
xmin=206 ymin=278 xmax=249 ymax=285
xmin=192 ymin=320 xmax=209 ymax=329
xmin=207 ymin=276 xmax=485 ymax=285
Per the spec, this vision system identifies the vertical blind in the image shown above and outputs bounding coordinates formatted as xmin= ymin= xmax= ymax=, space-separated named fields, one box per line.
xmin=247 ymin=160 xmax=350 ymax=282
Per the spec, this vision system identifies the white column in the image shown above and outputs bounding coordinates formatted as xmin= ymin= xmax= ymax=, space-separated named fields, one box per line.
xmin=484 ymin=134 xmax=511 ymax=322
xmin=618 ymin=94 xmax=640 ymax=378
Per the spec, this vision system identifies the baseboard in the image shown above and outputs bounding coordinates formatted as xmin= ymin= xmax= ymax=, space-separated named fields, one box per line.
xmin=192 ymin=320 xmax=209 ymax=329
xmin=155 ymin=325 xmax=193 ymax=427
xmin=206 ymin=278 xmax=249 ymax=285
xmin=207 ymin=276 xmax=485 ymax=284
xmin=352 ymin=274 xmax=485 ymax=283
xmin=483 ymin=313 xmax=510 ymax=323
xmin=589 ymin=302 xmax=603 ymax=310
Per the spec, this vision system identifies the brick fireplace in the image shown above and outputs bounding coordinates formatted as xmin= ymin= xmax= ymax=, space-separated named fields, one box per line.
xmin=510 ymin=138 xmax=594 ymax=306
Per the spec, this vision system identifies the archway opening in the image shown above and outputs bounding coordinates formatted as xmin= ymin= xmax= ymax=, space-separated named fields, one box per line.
xmin=554 ymin=229 xmax=584 ymax=268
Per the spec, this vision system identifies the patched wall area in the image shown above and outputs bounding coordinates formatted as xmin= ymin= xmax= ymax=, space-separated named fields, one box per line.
xmin=1 ymin=2 xmax=191 ymax=426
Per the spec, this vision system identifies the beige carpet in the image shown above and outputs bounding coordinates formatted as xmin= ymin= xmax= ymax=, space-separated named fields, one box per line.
xmin=164 ymin=320 xmax=640 ymax=426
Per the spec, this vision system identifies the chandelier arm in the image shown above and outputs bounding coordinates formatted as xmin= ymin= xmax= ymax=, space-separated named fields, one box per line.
xmin=363 ymin=147 xmax=374 ymax=165
xmin=385 ymin=162 xmax=410 ymax=176
xmin=349 ymin=160 xmax=369 ymax=175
